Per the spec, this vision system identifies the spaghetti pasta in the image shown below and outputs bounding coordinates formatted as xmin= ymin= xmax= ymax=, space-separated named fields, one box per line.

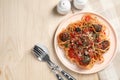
xmin=57 ymin=14 xmax=110 ymax=69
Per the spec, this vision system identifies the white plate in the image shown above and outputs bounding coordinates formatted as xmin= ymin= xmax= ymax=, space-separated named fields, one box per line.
xmin=54 ymin=12 xmax=117 ymax=74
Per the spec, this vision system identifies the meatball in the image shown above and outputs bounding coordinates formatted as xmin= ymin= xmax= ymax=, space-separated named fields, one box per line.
xmin=101 ymin=40 xmax=110 ymax=50
xmin=59 ymin=32 xmax=69 ymax=42
xmin=93 ymin=24 xmax=102 ymax=32
xmin=81 ymin=54 xmax=91 ymax=65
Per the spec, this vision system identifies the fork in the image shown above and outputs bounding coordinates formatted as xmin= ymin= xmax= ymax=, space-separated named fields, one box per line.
xmin=33 ymin=44 xmax=76 ymax=80
xmin=33 ymin=45 xmax=63 ymax=80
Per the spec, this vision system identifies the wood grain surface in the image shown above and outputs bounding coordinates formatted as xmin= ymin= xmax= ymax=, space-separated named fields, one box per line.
xmin=0 ymin=0 xmax=120 ymax=80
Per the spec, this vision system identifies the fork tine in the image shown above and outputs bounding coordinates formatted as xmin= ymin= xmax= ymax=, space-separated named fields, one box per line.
xmin=34 ymin=47 xmax=43 ymax=55
xmin=34 ymin=46 xmax=46 ymax=57
xmin=33 ymin=50 xmax=39 ymax=57
xmin=34 ymin=46 xmax=41 ymax=53
xmin=35 ymin=45 xmax=45 ymax=52
xmin=33 ymin=49 xmax=42 ymax=57
xmin=34 ymin=45 xmax=45 ymax=52
xmin=34 ymin=45 xmax=45 ymax=54
xmin=34 ymin=46 xmax=39 ymax=51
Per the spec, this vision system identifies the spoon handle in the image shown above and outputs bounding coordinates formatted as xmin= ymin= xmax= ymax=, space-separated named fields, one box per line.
xmin=47 ymin=59 xmax=76 ymax=80
xmin=56 ymin=73 xmax=64 ymax=80
xmin=61 ymin=70 xmax=76 ymax=80
xmin=47 ymin=60 xmax=64 ymax=80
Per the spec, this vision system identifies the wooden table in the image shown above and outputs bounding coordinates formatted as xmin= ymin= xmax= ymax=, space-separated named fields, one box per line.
xmin=0 ymin=0 xmax=120 ymax=80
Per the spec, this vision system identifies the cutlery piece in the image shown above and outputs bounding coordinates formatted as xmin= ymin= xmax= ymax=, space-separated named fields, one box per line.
xmin=33 ymin=44 xmax=76 ymax=80
xmin=33 ymin=44 xmax=63 ymax=80
xmin=51 ymin=67 xmax=64 ymax=80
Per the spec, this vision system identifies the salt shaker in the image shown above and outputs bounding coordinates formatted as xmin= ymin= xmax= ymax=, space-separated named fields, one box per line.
xmin=57 ymin=0 xmax=71 ymax=15
xmin=73 ymin=0 xmax=87 ymax=10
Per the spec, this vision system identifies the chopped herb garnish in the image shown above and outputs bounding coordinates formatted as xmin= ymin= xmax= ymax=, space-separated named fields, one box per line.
xmin=64 ymin=43 xmax=68 ymax=48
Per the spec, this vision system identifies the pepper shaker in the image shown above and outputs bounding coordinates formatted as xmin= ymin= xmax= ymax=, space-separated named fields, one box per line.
xmin=57 ymin=0 xmax=71 ymax=15
xmin=73 ymin=0 xmax=88 ymax=10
